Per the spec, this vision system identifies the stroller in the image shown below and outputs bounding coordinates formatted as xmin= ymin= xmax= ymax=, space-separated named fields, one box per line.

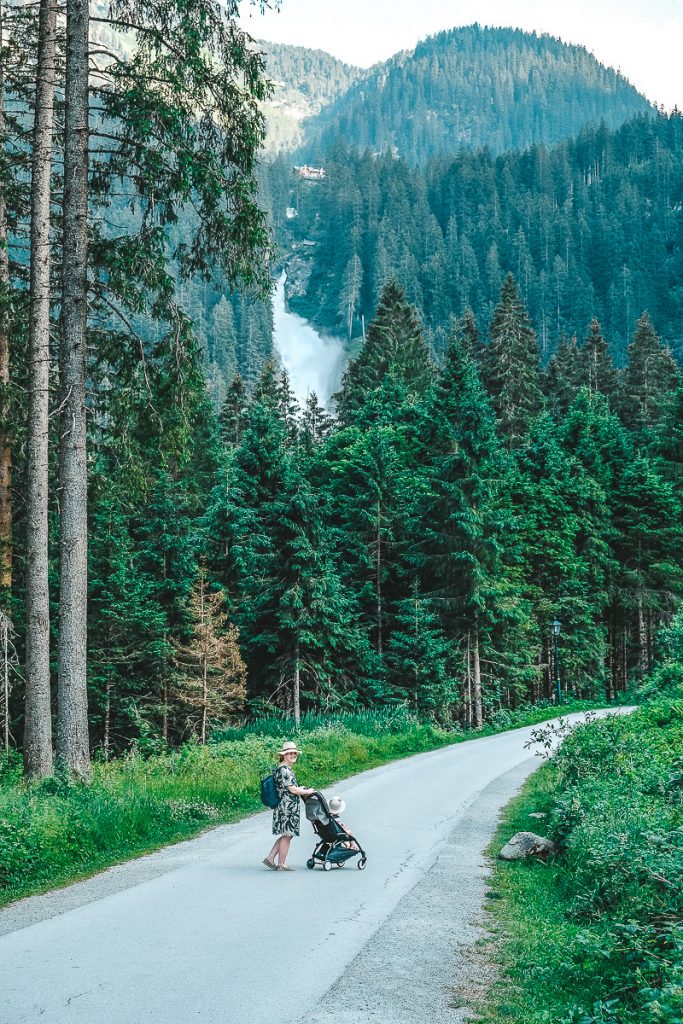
xmin=303 ymin=792 xmax=367 ymax=871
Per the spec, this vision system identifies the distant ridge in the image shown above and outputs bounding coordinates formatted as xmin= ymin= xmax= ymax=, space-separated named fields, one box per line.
xmin=257 ymin=41 xmax=363 ymax=153
xmin=288 ymin=24 xmax=653 ymax=163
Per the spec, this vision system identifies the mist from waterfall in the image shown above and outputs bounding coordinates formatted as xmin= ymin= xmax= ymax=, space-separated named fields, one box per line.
xmin=271 ymin=273 xmax=347 ymax=410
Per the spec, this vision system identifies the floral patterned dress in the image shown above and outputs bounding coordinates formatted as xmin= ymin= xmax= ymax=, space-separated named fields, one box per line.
xmin=272 ymin=764 xmax=301 ymax=837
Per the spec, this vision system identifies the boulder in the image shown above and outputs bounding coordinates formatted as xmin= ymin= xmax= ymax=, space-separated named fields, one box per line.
xmin=499 ymin=831 xmax=556 ymax=861
xmin=528 ymin=812 xmax=547 ymax=820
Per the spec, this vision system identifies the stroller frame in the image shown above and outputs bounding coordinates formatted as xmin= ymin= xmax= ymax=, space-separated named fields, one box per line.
xmin=303 ymin=792 xmax=367 ymax=871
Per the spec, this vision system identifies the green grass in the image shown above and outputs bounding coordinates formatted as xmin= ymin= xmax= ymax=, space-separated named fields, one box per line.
xmin=479 ymin=689 xmax=683 ymax=1024
xmin=0 ymin=699 xmax=605 ymax=910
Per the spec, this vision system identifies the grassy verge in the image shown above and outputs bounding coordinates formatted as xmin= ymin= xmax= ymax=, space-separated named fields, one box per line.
xmin=479 ymin=691 xmax=683 ymax=1024
xmin=0 ymin=699 xmax=603 ymax=909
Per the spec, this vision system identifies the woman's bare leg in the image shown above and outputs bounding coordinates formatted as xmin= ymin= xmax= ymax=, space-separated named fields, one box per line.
xmin=278 ymin=836 xmax=292 ymax=867
xmin=266 ymin=837 xmax=281 ymax=865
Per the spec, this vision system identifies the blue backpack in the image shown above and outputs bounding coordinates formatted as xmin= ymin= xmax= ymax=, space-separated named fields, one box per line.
xmin=260 ymin=770 xmax=281 ymax=809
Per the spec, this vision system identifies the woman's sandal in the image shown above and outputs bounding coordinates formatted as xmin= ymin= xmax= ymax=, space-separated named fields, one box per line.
xmin=277 ymin=865 xmax=295 ymax=871
xmin=262 ymin=858 xmax=278 ymax=870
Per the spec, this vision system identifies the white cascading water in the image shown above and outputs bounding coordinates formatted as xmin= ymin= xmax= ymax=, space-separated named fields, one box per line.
xmin=271 ymin=272 xmax=347 ymax=409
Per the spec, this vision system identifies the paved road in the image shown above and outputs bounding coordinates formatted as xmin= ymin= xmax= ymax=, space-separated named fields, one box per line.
xmin=0 ymin=711 xmax=628 ymax=1024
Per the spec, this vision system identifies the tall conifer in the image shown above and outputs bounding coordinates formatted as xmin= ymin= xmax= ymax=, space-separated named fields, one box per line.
xmin=483 ymin=274 xmax=544 ymax=445
xmin=621 ymin=313 xmax=681 ymax=430
xmin=334 ymin=280 xmax=433 ymax=425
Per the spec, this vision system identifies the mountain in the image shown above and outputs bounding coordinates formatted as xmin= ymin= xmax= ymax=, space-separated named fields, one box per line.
xmin=257 ymin=42 xmax=363 ymax=153
xmin=296 ymin=25 xmax=654 ymax=164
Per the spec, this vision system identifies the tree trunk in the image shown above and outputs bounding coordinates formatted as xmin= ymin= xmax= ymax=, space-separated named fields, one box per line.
xmin=293 ymin=641 xmax=300 ymax=730
xmin=201 ymin=651 xmax=207 ymax=744
xmin=103 ymin=674 xmax=111 ymax=759
xmin=56 ymin=0 xmax=90 ymax=778
xmin=2 ymin=613 xmax=9 ymax=758
xmin=607 ymin=607 xmax=615 ymax=701
xmin=0 ymin=2 xmax=12 ymax=591
xmin=465 ymin=631 xmax=472 ymax=729
xmin=375 ymin=500 xmax=382 ymax=656
xmin=162 ymin=671 xmax=169 ymax=744
xmin=472 ymin=624 xmax=483 ymax=729
xmin=637 ymin=594 xmax=648 ymax=676
xmin=24 ymin=0 xmax=58 ymax=780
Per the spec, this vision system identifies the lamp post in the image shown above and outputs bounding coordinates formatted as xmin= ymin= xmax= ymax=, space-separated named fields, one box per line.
xmin=551 ymin=618 xmax=562 ymax=704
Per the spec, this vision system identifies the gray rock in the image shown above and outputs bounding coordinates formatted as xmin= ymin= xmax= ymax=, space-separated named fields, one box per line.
xmin=499 ymin=831 xmax=556 ymax=861
xmin=528 ymin=811 xmax=547 ymax=819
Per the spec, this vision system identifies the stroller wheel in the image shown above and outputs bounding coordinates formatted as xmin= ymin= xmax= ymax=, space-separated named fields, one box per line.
xmin=357 ymin=857 xmax=367 ymax=870
xmin=306 ymin=858 xmax=315 ymax=870
xmin=323 ymin=860 xmax=332 ymax=872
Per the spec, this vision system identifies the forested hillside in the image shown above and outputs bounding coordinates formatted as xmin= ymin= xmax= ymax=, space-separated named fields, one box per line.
xmin=285 ymin=113 xmax=683 ymax=365
xmin=298 ymin=26 xmax=653 ymax=164
xmin=258 ymin=41 xmax=362 ymax=153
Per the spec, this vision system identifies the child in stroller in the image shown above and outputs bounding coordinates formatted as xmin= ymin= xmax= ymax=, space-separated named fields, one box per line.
xmin=303 ymin=792 xmax=367 ymax=871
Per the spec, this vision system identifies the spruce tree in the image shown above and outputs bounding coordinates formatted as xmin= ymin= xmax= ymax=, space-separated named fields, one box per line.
xmin=511 ymin=414 xmax=611 ymax=698
xmin=483 ymin=274 xmax=544 ymax=445
xmin=334 ymin=280 xmax=434 ymax=425
xmin=252 ymin=470 xmax=369 ymax=719
xmin=88 ymin=476 xmax=168 ymax=756
xmin=544 ymin=336 xmax=581 ymax=418
xmin=218 ymin=374 xmax=248 ymax=448
xmin=652 ymin=384 xmax=683 ymax=496
xmin=611 ymin=453 xmax=683 ymax=678
xmin=416 ymin=332 xmax=513 ymax=725
xmin=385 ymin=580 xmax=454 ymax=720
xmin=621 ymin=313 xmax=681 ymax=430
xmin=580 ymin=318 xmax=618 ymax=403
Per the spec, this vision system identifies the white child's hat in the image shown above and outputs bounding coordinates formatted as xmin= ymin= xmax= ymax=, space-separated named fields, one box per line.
xmin=328 ymin=795 xmax=346 ymax=815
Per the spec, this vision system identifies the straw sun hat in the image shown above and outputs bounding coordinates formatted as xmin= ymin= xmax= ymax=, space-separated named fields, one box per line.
xmin=328 ymin=795 xmax=346 ymax=815
xmin=278 ymin=740 xmax=302 ymax=757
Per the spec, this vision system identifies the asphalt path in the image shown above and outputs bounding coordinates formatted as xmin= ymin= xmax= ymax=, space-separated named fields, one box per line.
xmin=0 ymin=710 xmax=630 ymax=1024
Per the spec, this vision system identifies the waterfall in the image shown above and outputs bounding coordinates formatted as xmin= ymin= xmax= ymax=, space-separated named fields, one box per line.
xmin=271 ymin=273 xmax=347 ymax=409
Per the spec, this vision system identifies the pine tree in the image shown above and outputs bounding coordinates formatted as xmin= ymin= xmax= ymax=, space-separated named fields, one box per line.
xmin=172 ymin=567 xmax=246 ymax=743
xmin=385 ymin=580 xmax=454 ymax=719
xmin=210 ymin=296 xmax=238 ymax=383
xmin=561 ymin=391 xmax=632 ymax=697
xmin=260 ymin=472 xmax=369 ymax=719
xmin=301 ymin=392 xmax=333 ymax=452
xmin=339 ymin=253 xmax=363 ymax=339
xmin=511 ymin=415 xmax=610 ymax=698
xmin=620 ymin=313 xmax=681 ymax=430
xmin=580 ymin=318 xmax=618 ymax=403
xmin=483 ymin=274 xmax=544 ymax=445
xmin=88 ymin=477 xmax=169 ymax=757
xmin=323 ymin=377 xmax=421 ymax=700
xmin=23 ymin=0 xmax=58 ymax=779
xmin=57 ymin=0 xmax=91 ymax=778
xmin=218 ymin=374 xmax=248 ymax=448
xmin=453 ymin=308 xmax=483 ymax=363
xmin=611 ymin=454 xmax=683 ymax=678
xmin=544 ymin=336 xmax=581 ymax=418
xmin=652 ymin=384 xmax=683 ymax=496
xmin=334 ymin=280 xmax=434 ymax=425
xmin=416 ymin=332 xmax=514 ymax=725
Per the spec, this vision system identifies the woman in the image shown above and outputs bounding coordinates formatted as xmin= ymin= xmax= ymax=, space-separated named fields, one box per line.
xmin=263 ymin=740 xmax=315 ymax=871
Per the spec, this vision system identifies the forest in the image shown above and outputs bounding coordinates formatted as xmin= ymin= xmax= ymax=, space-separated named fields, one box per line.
xmin=285 ymin=112 xmax=683 ymax=365
xmin=0 ymin=0 xmax=682 ymax=784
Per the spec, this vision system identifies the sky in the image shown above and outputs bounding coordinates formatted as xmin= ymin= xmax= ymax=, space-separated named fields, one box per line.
xmin=238 ymin=0 xmax=683 ymax=111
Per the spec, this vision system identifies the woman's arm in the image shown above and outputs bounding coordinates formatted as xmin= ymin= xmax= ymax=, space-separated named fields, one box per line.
xmin=288 ymin=784 xmax=315 ymax=797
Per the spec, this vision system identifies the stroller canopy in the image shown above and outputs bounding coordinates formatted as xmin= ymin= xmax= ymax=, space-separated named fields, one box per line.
xmin=304 ymin=792 xmax=331 ymax=825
